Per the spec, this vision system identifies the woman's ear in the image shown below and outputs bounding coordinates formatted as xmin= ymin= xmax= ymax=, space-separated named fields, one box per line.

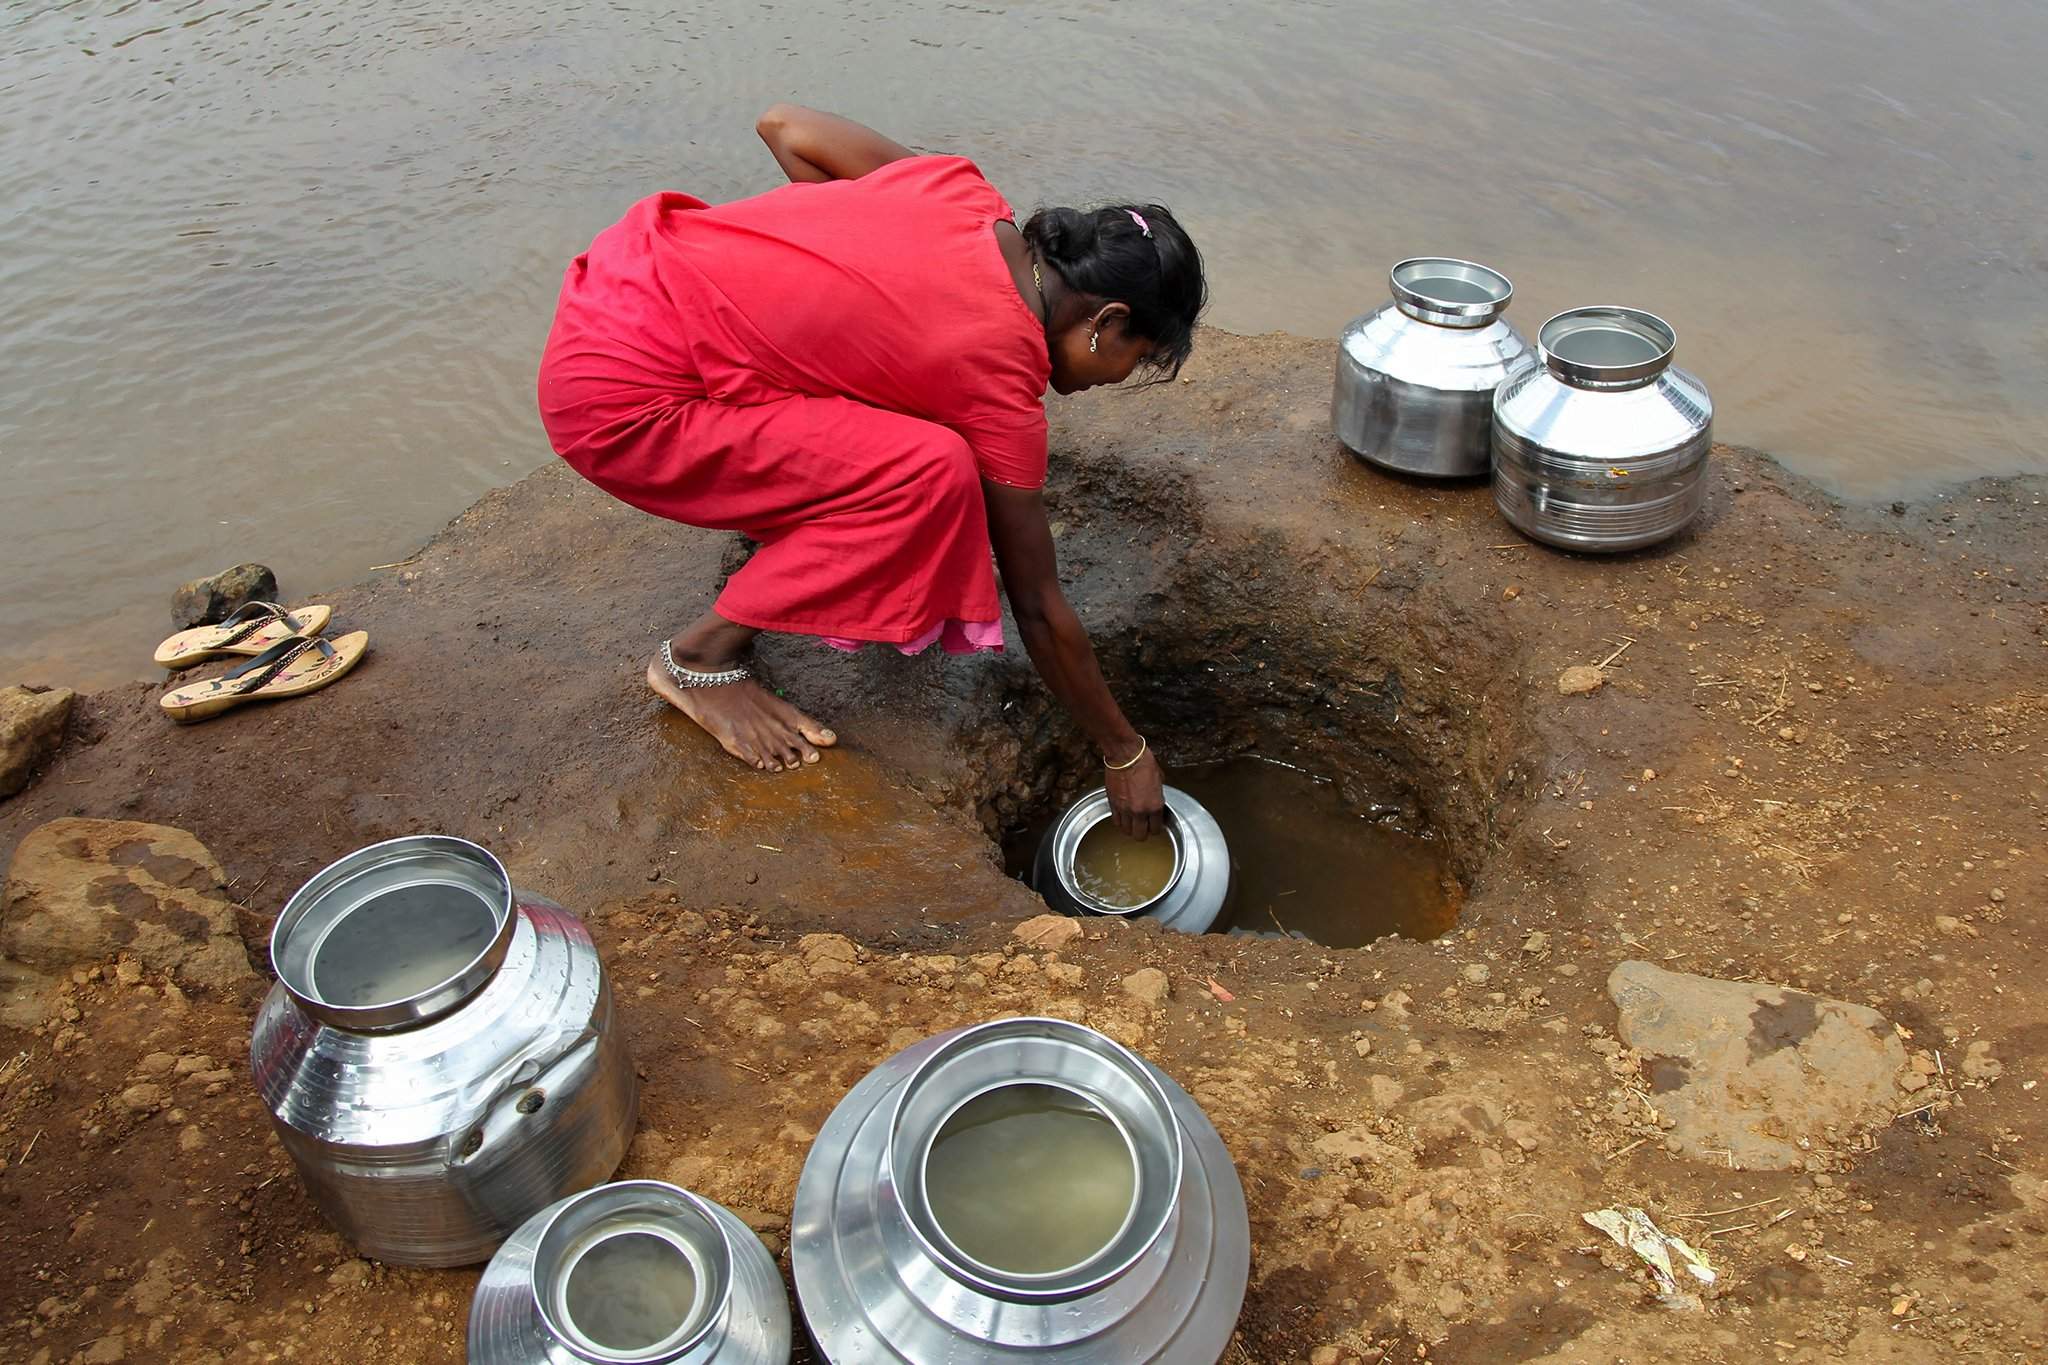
xmin=1093 ymin=301 xmax=1134 ymax=334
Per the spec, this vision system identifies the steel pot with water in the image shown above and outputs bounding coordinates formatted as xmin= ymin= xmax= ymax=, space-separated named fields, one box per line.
xmin=792 ymin=1017 xmax=1249 ymax=1363
xmin=1333 ymin=256 xmax=1536 ymax=478
xmin=1029 ymin=786 xmax=1230 ymax=933
xmin=1492 ymin=305 xmax=1714 ymax=552
xmin=250 ymin=835 xmax=639 ymax=1266
xmin=469 ymin=1180 xmax=790 ymax=1364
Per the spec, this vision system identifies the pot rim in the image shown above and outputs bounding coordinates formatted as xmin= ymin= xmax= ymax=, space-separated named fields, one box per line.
xmin=1051 ymin=795 xmax=1186 ymax=916
xmin=1537 ymin=305 xmax=1676 ymax=389
xmin=1389 ymin=256 xmax=1514 ymax=328
xmin=529 ymin=1180 xmax=735 ymax=1364
xmin=268 ymin=834 xmax=517 ymax=1032
xmin=885 ymin=1017 xmax=1186 ymax=1303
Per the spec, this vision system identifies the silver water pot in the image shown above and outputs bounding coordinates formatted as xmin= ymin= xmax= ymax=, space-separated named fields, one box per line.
xmin=1029 ymin=786 xmax=1231 ymax=933
xmin=792 ymin=1017 xmax=1249 ymax=1363
xmin=249 ymin=836 xmax=638 ymax=1266
xmin=1333 ymin=256 xmax=1536 ymax=478
xmin=469 ymin=1180 xmax=791 ymax=1364
xmin=1492 ymin=306 xmax=1714 ymax=552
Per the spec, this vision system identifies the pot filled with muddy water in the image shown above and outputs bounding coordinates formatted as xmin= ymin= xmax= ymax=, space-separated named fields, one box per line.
xmin=791 ymin=1017 xmax=1249 ymax=1363
xmin=1333 ymin=256 xmax=1536 ymax=478
xmin=1492 ymin=305 xmax=1714 ymax=552
xmin=469 ymin=1179 xmax=790 ymax=1364
xmin=250 ymin=835 xmax=638 ymax=1266
xmin=1029 ymin=785 xmax=1231 ymax=933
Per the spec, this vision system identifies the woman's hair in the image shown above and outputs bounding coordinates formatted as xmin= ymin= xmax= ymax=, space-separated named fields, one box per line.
xmin=1022 ymin=203 xmax=1206 ymax=379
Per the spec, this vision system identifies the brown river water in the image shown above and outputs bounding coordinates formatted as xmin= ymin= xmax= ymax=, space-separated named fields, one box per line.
xmin=4 ymin=0 xmax=2045 ymax=686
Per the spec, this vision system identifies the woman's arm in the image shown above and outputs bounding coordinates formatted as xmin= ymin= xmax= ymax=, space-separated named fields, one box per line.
xmin=756 ymin=103 xmax=916 ymax=183
xmin=983 ymin=480 xmax=1168 ymax=838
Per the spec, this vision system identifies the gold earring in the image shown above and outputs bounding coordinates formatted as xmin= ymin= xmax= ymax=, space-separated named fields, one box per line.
xmin=1089 ymin=330 xmax=1099 ymax=354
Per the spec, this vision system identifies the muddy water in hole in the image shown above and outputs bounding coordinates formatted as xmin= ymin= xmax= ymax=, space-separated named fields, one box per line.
xmin=1175 ymin=758 xmax=1459 ymax=948
xmin=924 ymin=1083 xmax=1135 ymax=1276
xmin=7 ymin=1 xmax=2046 ymax=686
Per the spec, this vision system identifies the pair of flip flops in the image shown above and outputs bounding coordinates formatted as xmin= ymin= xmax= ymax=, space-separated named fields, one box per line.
xmin=154 ymin=601 xmax=369 ymax=724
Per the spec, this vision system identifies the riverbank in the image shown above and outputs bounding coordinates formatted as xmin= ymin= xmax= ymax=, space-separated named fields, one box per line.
xmin=3 ymin=330 xmax=2043 ymax=1362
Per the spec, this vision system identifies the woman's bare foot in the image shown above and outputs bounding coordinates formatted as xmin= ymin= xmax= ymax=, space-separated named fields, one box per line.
xmin=646 ymin=658 xmax=837 ymax=772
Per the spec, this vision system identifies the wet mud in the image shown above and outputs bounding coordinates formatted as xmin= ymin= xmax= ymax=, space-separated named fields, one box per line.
xmin=3 ymin=330 xmax=2045 ymax=1362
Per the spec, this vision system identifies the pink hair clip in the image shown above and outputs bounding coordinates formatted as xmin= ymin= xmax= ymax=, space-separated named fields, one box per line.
xmin=1127 ymin=210 xmax=1152 ymax=238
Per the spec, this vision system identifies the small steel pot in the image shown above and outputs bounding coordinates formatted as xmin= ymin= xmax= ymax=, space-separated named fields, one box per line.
xmin=250 ymin=836 xmax=638 ymax=1266
xmin=1492 ymin=305 xmax=1714 ymax=553
xmin=469 ymin=1180 xmax=790 ymax=1364
xmin=792 ymin=1017 xmax=1249 ymax=1363
xmin=1029 ymin=786 xmax=1230 ymax=933
xmin=1333 ymin=257 xmax=1536 ymax=478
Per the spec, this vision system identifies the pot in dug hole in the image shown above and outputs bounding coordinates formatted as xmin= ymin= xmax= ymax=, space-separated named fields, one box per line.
xmin=792 ymin=1016 xmax=1249 ymax=1362
xmin=250 ymin=835 xmax=638 ymax=1266
xmin=1492 ymin=305 xmax=1714 ymax=552
xmin=1332 ymin=257 xmax=1536 ymax=478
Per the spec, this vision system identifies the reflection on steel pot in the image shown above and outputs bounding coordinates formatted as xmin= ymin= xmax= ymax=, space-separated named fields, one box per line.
xmin=469 ymin=1180 xmax=790 ymax=1364
xmin=1492 ymin=306 xmax=1714 ymax=552
xmin=250 ymin=836 xmax=638 ymax=1267
xmin=1029 ymin=786 xmax=1231 ymax=933
xmin=792 ymin=1017 xmax=1249 ymax=1363
xmin=1333 ymin=257 xmax=1536 ymax=478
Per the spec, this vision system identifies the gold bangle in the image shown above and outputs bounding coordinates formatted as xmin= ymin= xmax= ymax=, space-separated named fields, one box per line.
xmin=1104 ymin=736 xmax=1147 ymax=771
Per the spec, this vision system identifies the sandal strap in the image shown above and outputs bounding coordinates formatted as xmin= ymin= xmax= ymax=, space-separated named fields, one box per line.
xmin=211 ymin=601 xmax=302 ymax=648
xmin=214 ymin=633 xmax=335 ymax=696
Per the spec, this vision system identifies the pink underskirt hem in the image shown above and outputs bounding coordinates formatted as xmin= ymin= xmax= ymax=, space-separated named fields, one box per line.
xmin=820 ymin=618 xmax=1005 ymax=656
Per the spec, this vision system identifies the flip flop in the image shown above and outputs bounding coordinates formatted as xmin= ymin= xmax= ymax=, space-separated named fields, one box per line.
xmin=159 ymin=630 xmax=369 ymax=724
xmin=154 ymin=602 xmax=335 ymax=668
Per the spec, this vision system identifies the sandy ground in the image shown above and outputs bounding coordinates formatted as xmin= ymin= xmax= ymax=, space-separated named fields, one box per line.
xmin=2 ymin=330 xmax=2044 ymax=1363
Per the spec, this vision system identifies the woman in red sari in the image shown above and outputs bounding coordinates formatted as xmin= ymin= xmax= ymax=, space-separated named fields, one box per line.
xmin=538 ymin=105 xmax=1205 ymax=837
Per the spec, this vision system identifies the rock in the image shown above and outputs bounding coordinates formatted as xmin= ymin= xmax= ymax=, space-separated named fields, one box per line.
xmin=1933 ymin=915 xmax=1976 ymax=938
xmin=1013 ymin=913 xmax=1082 ymax=949
xmin=326 ymin=1259 xmax=372 ymax=1289
xmin=796 ymin=933 xmax=858 ymax=977
xmin=1557 ymin=665 xmax=1606 ymax=696
xmin=1607 ymin=961 xmax=1908 ymax=1169
xmin=138 ymin=1052 xmax=177 ymax=1075
xmin=81 ymin=1333 xmax=127 ymax=1364
xmin=1121 ymin=967 xmax=1170 ymax=1007
xmin=1461 ymin=963 xmax=1491 ymax=985
xmin=1521 ymin=931 xmax=1549 ymax=955
xmin=1368 ymin=1075 xmax=1405 ymax=1109
xmin=119 ymin=1083 xmax=166 ymax=1113
xmin=0 ymin=819 xmax=257 ymax=995
xmin=177 ymin=1125 xmax=206 ymax=1153
xmin=0 ymin=686 xmax=75 ymax=800
xmin=1961 ymin=1041 xmax=2002 ymax=1082
xmin=1312 ymin=1348 xmax=1343 ymax=1365
xmin=169 ymin=563 xmax=278 ymax=629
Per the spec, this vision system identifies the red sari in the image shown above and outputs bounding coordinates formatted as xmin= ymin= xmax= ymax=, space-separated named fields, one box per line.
xmin=537 ymin=156 xmax=1051 ymax=653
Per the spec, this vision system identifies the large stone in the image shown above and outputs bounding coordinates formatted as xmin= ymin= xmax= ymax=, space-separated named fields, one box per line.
xmin=1607 ymin=960 xmax=1908 ymax=1170
xmin=0 ymin=819 xmax=256 ymax=997
xmin=0 ymin=686 xmax=74 ymax=800
xmin=169 ymin=563 xmax=278 ymax=629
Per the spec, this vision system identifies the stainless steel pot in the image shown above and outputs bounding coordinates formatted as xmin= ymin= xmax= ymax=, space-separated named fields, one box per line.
xmin=791 ymin=1017 xmax=1249 ymax=1363
xmin=1029 ymin=786 xmax=1230 ymax=934
xmin=250 ymin=836 xmax=638 ymax=1266
xmin=1492 ymin=305 xmax=1714 ymax=552
xmin=1333 ymin=257 xmax=1536 ymax=478
xmin=469 ymin=1180 xmax=791 ymax=1364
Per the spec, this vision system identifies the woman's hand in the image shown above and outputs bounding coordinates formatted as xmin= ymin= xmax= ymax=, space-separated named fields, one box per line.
xmin=1104 ymin=744 xmax=1168 ymax=840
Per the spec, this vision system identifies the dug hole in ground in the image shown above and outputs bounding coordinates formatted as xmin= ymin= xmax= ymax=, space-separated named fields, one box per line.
xmin=1 ymin=331 xmax=2043 ymax=1363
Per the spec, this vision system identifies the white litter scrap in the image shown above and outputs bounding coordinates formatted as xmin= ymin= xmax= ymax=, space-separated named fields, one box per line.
xmin=1583 ymin=1206 xmax=1717 ymax=1302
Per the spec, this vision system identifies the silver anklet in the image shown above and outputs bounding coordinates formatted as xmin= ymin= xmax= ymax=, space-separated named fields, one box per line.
xmin=660 ymin=640 xmax=752 ymax=688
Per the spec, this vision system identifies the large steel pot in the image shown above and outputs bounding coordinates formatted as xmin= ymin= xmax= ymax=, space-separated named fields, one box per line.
xmin=1029 ymin=786 xmax=1230 ymax=934
xmin=792 ymin=1017 xmax=1249 ymax=1363
xmin=469 ymin=1180 xmax=790 ymax=1364
xmin=1333 ymin=256 xmax=1536 ymax=478
xmin=1492 ymin=305 xmax=1714 ymax=552
xmin=250 ymin=836 xmax=638 ymax=1266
